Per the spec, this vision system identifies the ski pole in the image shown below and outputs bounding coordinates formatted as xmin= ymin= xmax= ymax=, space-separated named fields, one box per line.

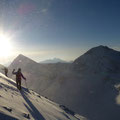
xmin=25 ymin=80 xmax=27 ymax=88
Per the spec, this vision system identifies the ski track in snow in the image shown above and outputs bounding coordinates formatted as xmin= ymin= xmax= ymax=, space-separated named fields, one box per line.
xmin=0 ymin=73 xmax=87 ymax=120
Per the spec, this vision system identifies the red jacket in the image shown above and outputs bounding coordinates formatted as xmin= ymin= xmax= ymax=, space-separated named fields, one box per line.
xmin=12 ymin=70 xmax=26 ymax=81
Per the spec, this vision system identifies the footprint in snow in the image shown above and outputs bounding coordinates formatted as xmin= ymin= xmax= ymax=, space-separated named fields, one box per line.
xmin=23 ymin=113 xmax=30 ymax=119
xmin=4 ymin=89 xmax=7 ymax=92
xmin=59 ymin=105 xmax=75 ymax=116
xmin=37 ymin=95 xmax=41 ymax=98
xmin=3 ymin=106 xmax=12 ymax=112
xmin=45 ymin=96 xmax=48 ymax=99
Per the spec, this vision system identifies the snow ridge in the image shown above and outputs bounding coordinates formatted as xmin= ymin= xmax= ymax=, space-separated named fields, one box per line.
xmin=0 ymin=73 xmax=87 ymax=120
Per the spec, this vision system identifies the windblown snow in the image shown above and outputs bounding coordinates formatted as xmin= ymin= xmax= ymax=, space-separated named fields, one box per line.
xmin=0 ymin=73 xmax=87 ymax=120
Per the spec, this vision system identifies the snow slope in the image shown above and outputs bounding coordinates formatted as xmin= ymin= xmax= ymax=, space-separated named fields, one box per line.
xmin=0 ymin=72 xmax=87 ymax=120
xmin=8 ymin=45 xmax=120 ymax=120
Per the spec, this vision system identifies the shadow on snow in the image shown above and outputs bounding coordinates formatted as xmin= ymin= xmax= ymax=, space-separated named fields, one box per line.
xmin=0 ymin=112 xmax=18 ymax=120
xmin=20 ymin=91 xmax=45 ymax=120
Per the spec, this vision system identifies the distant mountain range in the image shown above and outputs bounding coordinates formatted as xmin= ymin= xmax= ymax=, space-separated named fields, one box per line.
xmin=8 ymin=45 xmax=120 ymax=120
xmin=40 ymin=58 xmax=69 ymax=63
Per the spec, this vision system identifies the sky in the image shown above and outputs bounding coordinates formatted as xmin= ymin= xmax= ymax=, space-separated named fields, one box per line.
xmin=0 ymin=0 xmax=120 ymax=65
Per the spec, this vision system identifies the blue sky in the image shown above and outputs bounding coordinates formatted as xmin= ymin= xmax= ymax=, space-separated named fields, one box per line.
xmin=0 ymin=0 xmax=120 ymax=64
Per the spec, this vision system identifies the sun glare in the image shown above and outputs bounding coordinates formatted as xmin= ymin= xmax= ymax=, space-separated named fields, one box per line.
xmin=0 ymin=34 xmax=13 ymax=57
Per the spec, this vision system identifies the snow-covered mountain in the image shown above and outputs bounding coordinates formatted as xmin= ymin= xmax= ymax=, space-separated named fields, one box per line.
xmin=9 ymin=54 xmax=71 ymax=91
xmin=8 ymin=45 xmax=120 ymax=120
xmin=40 ymin=58 xmax=68 ymax=63
xmin=73 ymin=45 xmax=120 ymax=73
xmin=0 ymin=72 xmax=86 ymax=120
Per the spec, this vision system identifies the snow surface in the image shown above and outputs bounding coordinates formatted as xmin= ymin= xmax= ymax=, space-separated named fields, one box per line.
xmin=8 ymin=46 xmax=120 ymax=120
xmin=0 ymin=72 xmax=87 ymax=120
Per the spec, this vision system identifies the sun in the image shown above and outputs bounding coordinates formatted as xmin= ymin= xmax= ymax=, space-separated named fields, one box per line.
xmin=0 ymin=34 xmax=13 ymax=57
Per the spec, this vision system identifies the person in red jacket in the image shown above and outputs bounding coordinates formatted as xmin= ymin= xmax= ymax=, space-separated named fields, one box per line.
xmin=12 ymin=68 xmax=26 ymax=90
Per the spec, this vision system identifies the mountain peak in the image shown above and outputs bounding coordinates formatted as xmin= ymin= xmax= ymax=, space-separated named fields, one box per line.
xmin=9 ymin=54 xmax=37 ymax=68
xmin=85 ymin=45 xmax=113 ymax=55
xmin=73 ymin=45 xmax=120 ymax=73
xmin=17 ymin=54 xmax=31 ymax=59
xmin=82 ymin=45 xmax=120 ymax=58
xmin=94 ymin=45 xmax=109 ymax=49
xmin=40 ymin=58 xmax=67 ymax=63
xmin=16 ymin=54 xmax=36 ymax=62
xmin=18 ymin=54 xmax=25 ymax=57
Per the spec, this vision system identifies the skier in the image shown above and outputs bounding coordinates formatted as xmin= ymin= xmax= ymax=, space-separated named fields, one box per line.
xmin=12 ymin=68 xmax=26 ymax=90
xmin=2 ymin=67 xmax=8 ymax=77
